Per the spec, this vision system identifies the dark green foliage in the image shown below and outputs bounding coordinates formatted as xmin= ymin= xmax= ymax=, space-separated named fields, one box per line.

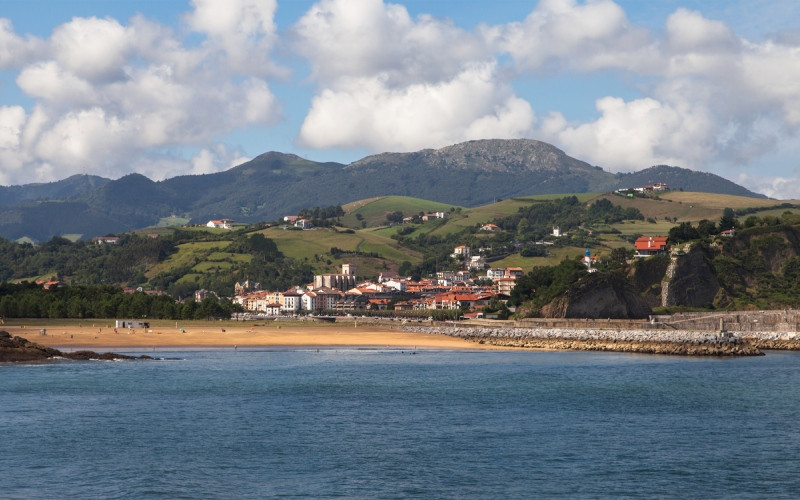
xmin=0 ymin=282 xmax=236 ymax=319
xmin=509 ymin=259 xmax=587 ymax=308
xmin=669 ymin=222 xmax=700 ymax=242
xmin=385 ymin=211 xmax=404 ymax=224
xmin=496 ymin=196 xmax=642 ymax=240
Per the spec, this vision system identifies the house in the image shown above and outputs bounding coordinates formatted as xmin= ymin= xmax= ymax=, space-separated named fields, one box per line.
xmin=235 ymin=280 xmax=261 ymax=296
xmin=480 ymin=224 xmax=501 ymax=232
xmin=552 ymin=226 xmax=562 ymax=237
xmin=92 ymin=236 xmax=120 ymax=245
xmin=294 ymin=218 xmax=313 ymax=229
xmin=634 ymin=236 xmax=669 ymax=257
xmin=333 ymin=294 xmax=369 ymax=312
xmin=207 ymin=219 xmax=233 ymax=229
xmin=283 ymin=215 xmax=300 ymax=223
xmin=493 ymin=278 xmax=517 ymax=295
xmin=194 ymin=289 xmax=217 ymax=302
xmin=720 ymin=229 xmax=736 ymax=237
xmin=281 ymin=290 xmax=303 ymax=313
xmin=486 ymin=268 xmax=506 ymax=280
xmin=451 ymin=245 xmax=470 ymax=260
xmin=264 ymin=303 xmax=282 ymax=316
xmin=504 ymin=267 xmax=524 ymax=279
xmin=422 ymin=211 xmax=448 ymax=221
xmin=469 ymin=255 xmax=486 ymax=270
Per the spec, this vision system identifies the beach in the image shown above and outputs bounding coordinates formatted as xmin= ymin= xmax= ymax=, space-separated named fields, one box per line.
xmin=0 ymin=321 xmax=497 ymax=350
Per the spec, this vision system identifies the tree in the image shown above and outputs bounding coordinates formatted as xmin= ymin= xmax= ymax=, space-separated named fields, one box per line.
xmin=719 ymin=207 xmax=738 ymax=232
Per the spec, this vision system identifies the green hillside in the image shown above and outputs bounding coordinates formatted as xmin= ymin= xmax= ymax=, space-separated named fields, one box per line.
xmin=341 ymin=196 xmax=457 ymax=228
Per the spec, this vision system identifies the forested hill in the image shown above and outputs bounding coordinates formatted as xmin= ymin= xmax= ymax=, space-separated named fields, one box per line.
xmin=0 ymin=139 xmax=766 ymax=241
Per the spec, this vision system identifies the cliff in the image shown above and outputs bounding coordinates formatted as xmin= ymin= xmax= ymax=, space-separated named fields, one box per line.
xmin=541 ymin=273 xmax=652 ymax=319
xmin=661 ymin=245 xmax=720 ymax=308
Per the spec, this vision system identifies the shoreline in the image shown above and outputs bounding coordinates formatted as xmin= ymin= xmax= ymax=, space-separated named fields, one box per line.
xmin=0 ymin=323 xmax=507 ymax=351
xmin=3 ymin=319 xmax=799 ymax=356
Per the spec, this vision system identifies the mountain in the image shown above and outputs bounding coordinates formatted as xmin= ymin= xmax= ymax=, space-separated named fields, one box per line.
xmin=0 ymin=174 xmax=110 ymax=207
xmin=0 ymin=139 xmax=767 ymax=241
xmin=612 ymin=165 xmax=764 ymax=198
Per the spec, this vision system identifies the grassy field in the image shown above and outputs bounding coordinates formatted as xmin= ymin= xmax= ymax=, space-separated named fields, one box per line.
xmin=145 ymin=241 xmax=233 ymax=278
xmin=490 ymin=246 xmax=587 ymax=269
xmin=157 ymin=215 xmax=191 ymax=227
xmin=263 ymin=226 xmax=422 ymax=264
xmin=659 ymin=191 xmax=790 ymax=209
xmin=340 ymin=196 xmax=456 ymax=228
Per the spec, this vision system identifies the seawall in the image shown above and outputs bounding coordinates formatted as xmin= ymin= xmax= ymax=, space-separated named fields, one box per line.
xmin=401 ymin=325 xmax=767 ymax=356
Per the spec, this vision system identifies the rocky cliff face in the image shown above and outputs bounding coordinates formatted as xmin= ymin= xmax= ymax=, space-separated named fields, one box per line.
xmin=541 ymin=273 xmax=652 ymax=319
xmin=661 ymin=245 xmax=719 ymax=308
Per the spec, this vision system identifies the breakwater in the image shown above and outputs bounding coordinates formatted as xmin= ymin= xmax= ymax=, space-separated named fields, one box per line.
xmin=402 ymin=325 xmax=767 ymax=356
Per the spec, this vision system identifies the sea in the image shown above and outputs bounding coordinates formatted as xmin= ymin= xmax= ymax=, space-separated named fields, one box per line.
xmin=1 ymin=348 xmax=799 ymax=499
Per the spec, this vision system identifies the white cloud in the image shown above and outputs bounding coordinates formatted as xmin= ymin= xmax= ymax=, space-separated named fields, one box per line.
xmin=481 ymin=0 xmax=658 ymax=73
xmin=186 ymin=0 xmax=284 ymax=77
xmin=292 ymin=0 xmax=488 ymax=87
xmin=736 ymin=172 xmax=800 ymax=200
xmin=298 ymin=63 xmax=535 ymax=151
xmin=0 ymin=1 xmax=283 ymax=186
xmin=190 ymin=144 xmax=251 ymax=177
xmin=50 ymin=16 xmax=132 ymax=82
xmin=538 ymin=95 xmax=713 ymax=171
xmin=0 ymin=19 xmax=45 ymax=69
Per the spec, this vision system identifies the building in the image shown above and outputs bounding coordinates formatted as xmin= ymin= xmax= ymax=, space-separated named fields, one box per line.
xmin=234 ymin=279 xmax=261 ymax=296
xmin=92 ymin=236 xmax=120 ymax=245
xmin=480 ymin=224 xmax=501 ymax=232
xmin=552 ymin=226 xmax=562 ymax=237
xmin=451 ymin=245 xmax=471 ymax=260
xmin=634 ymin=236 xmax=669 ymax=257
xmin=314 ymin=263 xmax=357 ymax=290
xmin=206 ymin=219 xmax=232 ymax=229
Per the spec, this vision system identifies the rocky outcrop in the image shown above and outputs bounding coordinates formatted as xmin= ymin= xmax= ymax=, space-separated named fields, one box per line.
xmin=541 ymin=273 xmax=651 ymax=319
xmin=662 ymin=245 xmax=719 ymax=308
xmin=0 ymin=331 xmax=153 ymax=363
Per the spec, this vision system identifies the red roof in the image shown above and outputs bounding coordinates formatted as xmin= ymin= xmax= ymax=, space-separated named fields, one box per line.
xmin=634 ymin=236 xmax=668 ymax=251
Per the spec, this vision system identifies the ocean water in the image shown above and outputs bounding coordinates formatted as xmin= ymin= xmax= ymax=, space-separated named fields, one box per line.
xmin=1 ymin=348 xmax=799 ymax=499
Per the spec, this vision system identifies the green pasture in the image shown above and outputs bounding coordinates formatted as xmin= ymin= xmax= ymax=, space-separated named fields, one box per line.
xmin=340 ymin=196 xmax=458 ymax=228
xmin=489 ymin=246 xmax=587 ymax=270
xmin=610 ymin=220 xmax=676 ymax=236
xmin=157 ymin=216 xmax=190 ymax=227
xmin=659 ymin=191 xmax=785 ymax=209
xmin=146 ymin=241 xmax=233 ymax=278
xmin=264 ymin=226 xmax=422 ymax=264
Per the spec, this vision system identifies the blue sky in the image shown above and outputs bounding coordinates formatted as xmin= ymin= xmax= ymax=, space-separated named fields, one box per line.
xmin=1 ymin=0 xmax=799 ymax=198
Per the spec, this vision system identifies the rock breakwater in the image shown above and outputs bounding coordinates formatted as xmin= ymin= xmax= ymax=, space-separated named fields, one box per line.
xmin=405 ymin=325 xmax=764 ymax=356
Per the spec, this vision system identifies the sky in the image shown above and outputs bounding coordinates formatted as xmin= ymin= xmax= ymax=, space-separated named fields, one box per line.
xmin=1 ymin=0 xmax=799 ymax=199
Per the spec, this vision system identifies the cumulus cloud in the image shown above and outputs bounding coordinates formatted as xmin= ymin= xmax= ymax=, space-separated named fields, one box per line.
xmin=0 ymin=0 xmax=282 ymax=185
xmin=294 ymin=0 xmax=530 ymax=152
xmin=299 ymin=63 xmax=534 ymax=151
xmin=480 ymin=0 xmax=658 ymax=73
xmin=292 ymin=0 xmax=488 ymax=87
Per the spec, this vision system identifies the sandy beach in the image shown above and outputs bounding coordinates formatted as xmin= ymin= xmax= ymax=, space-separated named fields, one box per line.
xmin=0 ymin=321 xmax=496 ymax=350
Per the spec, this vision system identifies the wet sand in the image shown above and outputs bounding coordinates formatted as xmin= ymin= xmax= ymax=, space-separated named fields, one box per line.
xmin=1 ymin=322 xmax=497 ymax=350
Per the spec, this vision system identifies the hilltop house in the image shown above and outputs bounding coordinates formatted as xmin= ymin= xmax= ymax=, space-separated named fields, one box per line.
xmin=92 ymin=236 xmax=120 ymax=245
xmin=634 ymin=236 xmax=669 ymax=257
xmin=207 ymin=219 xmax=233 ymax=229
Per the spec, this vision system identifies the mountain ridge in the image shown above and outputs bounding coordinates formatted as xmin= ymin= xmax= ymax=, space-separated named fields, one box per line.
xmin=0 ymin=139 xmax=767 ymax=241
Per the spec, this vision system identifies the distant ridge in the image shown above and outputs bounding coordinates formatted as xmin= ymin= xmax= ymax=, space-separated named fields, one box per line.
xmin=612 ymin=165 xmax=765 ymax=199
xmin=0 ymin=139 xmax=767 ymax=241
